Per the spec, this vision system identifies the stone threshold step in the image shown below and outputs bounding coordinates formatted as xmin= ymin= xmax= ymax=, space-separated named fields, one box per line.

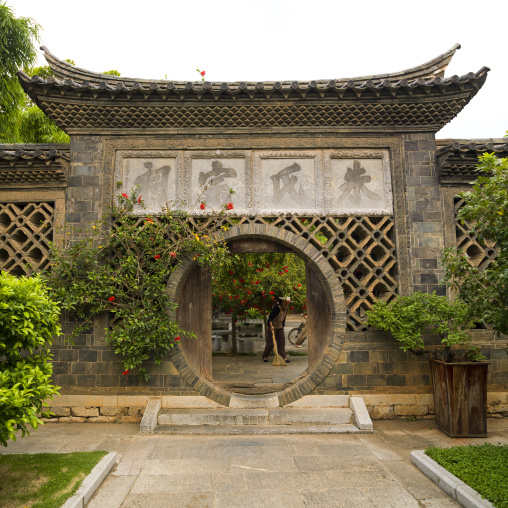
xmin=157 ymin=407 xmax=353 ymax=426
xmin=153 ymin=423 xmax=365 ymax=435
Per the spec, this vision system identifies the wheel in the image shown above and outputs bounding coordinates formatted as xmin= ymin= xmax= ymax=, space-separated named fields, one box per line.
xmin=288 ymin=327 xmax=299 ymax=345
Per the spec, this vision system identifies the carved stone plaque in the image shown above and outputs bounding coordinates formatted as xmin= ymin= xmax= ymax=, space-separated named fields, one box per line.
xmin=185 ymin=153 xmax=250 ymax=214
xmin=253 ymin=152 xmax=322 ymax=215
xmin=115 ymin=151 xmax=180 ymax=213
xmin=324 ymin=151 xmax=392 ymax=215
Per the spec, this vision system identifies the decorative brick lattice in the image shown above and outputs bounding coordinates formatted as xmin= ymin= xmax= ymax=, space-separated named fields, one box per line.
xmin=454 ymin=197 xmax=496 ymax=269
xmin=116 ymin=214 xmax=398 ymax=331
xmin=42 ymin=101 xmax=467 ymax=130
xmin=0 ymin=202 xmax=54 ymax=276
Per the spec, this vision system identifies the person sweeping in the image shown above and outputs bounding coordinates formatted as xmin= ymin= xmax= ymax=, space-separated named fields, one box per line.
xmin=262 ymin=296 xmax=291 ymax=365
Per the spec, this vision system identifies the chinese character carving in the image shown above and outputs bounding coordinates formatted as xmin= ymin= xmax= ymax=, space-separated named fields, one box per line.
xmin=271 ymin=162 xmax=306 ymax=205
xmin=338 ymin=160 xmax=380 ymax=203
xmin=134 ymin=161 xmax=172 ymax=209
xmin=198 ymin=160 xmax=237 ymax=208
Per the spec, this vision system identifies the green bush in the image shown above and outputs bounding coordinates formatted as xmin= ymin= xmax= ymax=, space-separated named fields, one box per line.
xmin=366 ymin=292 xmax=475 ymax=362
xmin=0 ymin=271 xmax=60 ymax=447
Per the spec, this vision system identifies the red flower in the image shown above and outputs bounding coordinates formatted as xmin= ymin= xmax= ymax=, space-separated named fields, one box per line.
xmin=290 ymin=306 xmax=294 ymax=311
xmin=145 ymin=218 xmax=153 ymax=223
xmin=229 ymin=296 xmax=233 ymax=299
xmin=138 ymin=196 xmax=142 ymax=204
xmin=240 ymin=279 xmax=245 ymax=283
xmin=284 ymin=269 xmax=289 ymax=273
xmin=298 ymin=283 xmax=301 ymax=287
xmin=235 ymin=295 xmax=239 ymax=299
xmin=255 ymin=280 xmax=260 ymax=284
xmin=170 ymin=252 xmax=176 ymax=258
xmin=200 ymin=70 xmax=206 ymax=77
xmin=200 ymin=203 xmax=205 ymax=210
xmin=229 ymin=270 xmax=234 ymax=275
xmin=227 ymin=203 xmax=234 ymax=210
xmin=122 ymin=193 xmax=128 ymax=199
xmin=122 ymin=370 xmax=129 ymax=376
xmin=175 ymin=336 xmax=181 ymax=341
xmin=269 ymin=291 xmax=274 ymax=295
xmin=154 ymin=254 xmax=161 ymax=260
xmin=109 ymin=296 xmax=115 ymax=302
xmin=303 ymin=304 xmax=307 ymax=309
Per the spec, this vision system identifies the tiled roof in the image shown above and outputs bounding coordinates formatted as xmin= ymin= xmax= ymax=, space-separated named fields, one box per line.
xmin=17 ymin=45 xmax=489 ymax=132
xmin=40 ymin=44 xmax=462 ymax=88
xmin=0 ymin=145 xmax=69 ymax=185
xmin=437 ymin=139 xmax=508 ymax=183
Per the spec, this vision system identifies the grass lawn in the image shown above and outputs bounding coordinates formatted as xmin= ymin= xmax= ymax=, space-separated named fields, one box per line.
xmin=425 ymin=443 xmax=508 ymax=508
xmin=0 ymin=451 xmax=108 ymax=508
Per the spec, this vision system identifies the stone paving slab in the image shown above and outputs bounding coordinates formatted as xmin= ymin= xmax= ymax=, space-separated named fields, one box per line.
xmin=2 ymin=419 xmax=507 ymax=507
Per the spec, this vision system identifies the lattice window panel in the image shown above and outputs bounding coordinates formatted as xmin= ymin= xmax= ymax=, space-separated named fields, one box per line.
xmin=0 ymin=202 xmax=54 ymax=276
xmin=115 ymin=215 xmax=398 ymax=331
xmin=454 ymin=197 xmax=497 ymax=269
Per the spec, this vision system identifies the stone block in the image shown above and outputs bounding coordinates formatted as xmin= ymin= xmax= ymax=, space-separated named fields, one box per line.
xmin=127 ymin=407 xmax=144 ymax=417
xmin=100 ymin=406 xmax=120 ymax=416
xmin=393 ymin=404 xmax=429 ymax=416
xmin=368 ymin=405 xmax=395 ymax=419
xmin=48 ymin=406 xmax=71 ymax=417
xmin=88 ymin=416 xmax=117 ymax=423
xmin=71 ymin=406 xmax=99 ymax=417
xmin=59 ymin=417 xmax=87 ymax=423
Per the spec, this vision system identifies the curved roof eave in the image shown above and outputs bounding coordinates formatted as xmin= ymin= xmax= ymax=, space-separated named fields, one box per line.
xmin=40 ymin=43 xmax=462 ymax=87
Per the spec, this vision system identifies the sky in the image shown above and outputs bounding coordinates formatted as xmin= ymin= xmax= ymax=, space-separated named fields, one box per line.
xmin=7 ymin=0 xmax=507 ymax=140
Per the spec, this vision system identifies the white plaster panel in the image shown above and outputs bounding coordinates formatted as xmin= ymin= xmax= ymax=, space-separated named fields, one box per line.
xmin=324 ymin=151 xmax=392 ymax=215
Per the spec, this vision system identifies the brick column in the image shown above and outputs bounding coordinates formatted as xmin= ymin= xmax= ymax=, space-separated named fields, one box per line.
xmin=66 ymin=135 xmax=103 ymax=231
xmin=402 ymin=133 xmax=445 ymax=295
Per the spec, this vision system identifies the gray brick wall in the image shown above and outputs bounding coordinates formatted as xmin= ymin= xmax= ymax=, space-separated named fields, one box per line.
xmin=403 ymin=133 xmax=445 ymax=295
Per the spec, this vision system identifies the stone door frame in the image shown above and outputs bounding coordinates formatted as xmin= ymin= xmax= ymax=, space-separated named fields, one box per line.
xmin=165 ymin=224 xmax=347 ymax=408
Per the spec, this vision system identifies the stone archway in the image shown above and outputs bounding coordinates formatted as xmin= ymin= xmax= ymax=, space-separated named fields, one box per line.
xmin=166 ymin=224 xmax=347 ymax=408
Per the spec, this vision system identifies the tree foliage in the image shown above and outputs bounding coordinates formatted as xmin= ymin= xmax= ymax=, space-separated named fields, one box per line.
xmin=442 ymin=148 xmax=508 ymax=336
xmin=212 ymin=252 xmax=306 ymax=352
xmin=0 ymin=271 xmax=60 ymax=447
xmin=0 ymin=2 xmax=40 ymax=142
xmin=47 ymin=189 xmax=230 ymax=380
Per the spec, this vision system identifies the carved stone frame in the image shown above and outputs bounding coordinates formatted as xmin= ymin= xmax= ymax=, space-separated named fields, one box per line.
xmin=183 ymin=150 xmax=252 ymax=214
xmin=113 ymin=150 xmax=182 ymax=215
xmin=252 ymin=150 xmax=323 ymax=216
xmin=323 ymin=150 xmax=392 ymax=215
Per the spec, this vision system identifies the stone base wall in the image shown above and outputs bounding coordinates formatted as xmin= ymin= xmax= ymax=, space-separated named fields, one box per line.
xmin=41 ymin=392 xmax=508 ymax=423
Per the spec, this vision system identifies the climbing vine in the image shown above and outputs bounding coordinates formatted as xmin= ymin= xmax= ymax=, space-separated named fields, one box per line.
xmin=46 ymin=188 xmax=230 ymax=380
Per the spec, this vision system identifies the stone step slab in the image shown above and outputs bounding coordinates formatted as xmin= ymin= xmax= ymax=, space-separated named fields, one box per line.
xmin=158 ymin=408 xmax=268 ymax=426
xmin=153 ymin=423 xmax=364 ymax=435
xmin=157 ymin=407 xmax=353 ymax=426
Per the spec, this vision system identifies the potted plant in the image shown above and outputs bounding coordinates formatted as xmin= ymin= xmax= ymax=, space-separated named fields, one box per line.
xmin=366 ymin=292 xmax=489 ymax=437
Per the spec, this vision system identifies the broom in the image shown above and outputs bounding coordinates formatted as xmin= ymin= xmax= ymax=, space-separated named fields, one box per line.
xmin=271 ymin=328 xmax=286 ymax=366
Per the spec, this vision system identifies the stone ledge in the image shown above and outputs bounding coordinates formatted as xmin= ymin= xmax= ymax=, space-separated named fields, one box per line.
xmin=61 ymin=452 xmax=117 ymax=508
xmin=410 ymin=450 xmax=494 ymax=508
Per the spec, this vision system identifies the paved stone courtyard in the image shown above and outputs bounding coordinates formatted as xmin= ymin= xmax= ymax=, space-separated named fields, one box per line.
xmin=3 ymin=419 xmax=507 ymax=507
xmin=211 ymin=324 xmax=309 ymax=394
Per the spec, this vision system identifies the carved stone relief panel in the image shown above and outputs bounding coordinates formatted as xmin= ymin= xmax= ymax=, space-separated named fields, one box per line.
xmin=115 ymin=151 xmax=181 ymax=213
xmin=324 ymin=151 xmax=392 ymax=215
xmin=183 ymin=151 xmax=251 ymax=214
xmin=253 ymin=151 xmax=323 ymax=215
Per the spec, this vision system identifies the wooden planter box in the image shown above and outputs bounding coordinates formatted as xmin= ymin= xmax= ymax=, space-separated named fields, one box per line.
xmin=429 ymin=359 xmax=489 ymax=437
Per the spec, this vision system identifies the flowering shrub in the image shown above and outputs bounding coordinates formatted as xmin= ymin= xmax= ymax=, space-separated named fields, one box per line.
xmin=46 ymin=189 xmax=229 ymax=380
